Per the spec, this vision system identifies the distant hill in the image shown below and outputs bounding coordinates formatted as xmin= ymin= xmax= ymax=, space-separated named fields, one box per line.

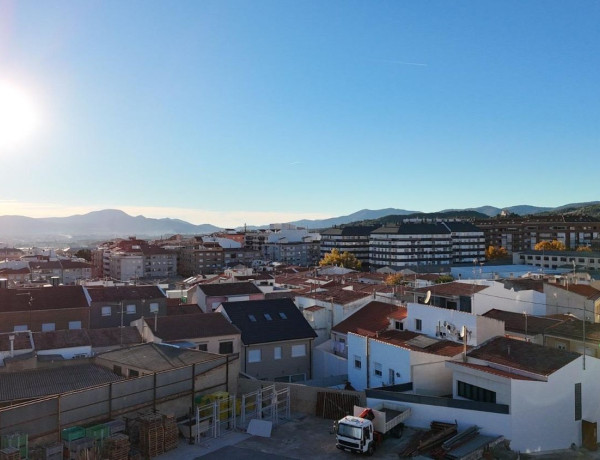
xmin=342 ymin=210 xmax=490 ymax=228
xmin=0 ymin=209 xmax=221 ymax=242
xmin=289 ymin=208 xmax=418 ymax=229
xmin=539 ymin=202 xmax=600 ymax=218
xmin=440 ymin=205 xmax=553 ymax=217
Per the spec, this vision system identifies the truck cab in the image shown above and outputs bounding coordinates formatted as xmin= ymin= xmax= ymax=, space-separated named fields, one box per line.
xmin=336 ymin=415 xmax=377 ymax=455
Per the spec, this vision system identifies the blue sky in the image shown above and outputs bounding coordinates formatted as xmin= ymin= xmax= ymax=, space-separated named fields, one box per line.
xmin=0 ymin=1 xmax=598 ymax=227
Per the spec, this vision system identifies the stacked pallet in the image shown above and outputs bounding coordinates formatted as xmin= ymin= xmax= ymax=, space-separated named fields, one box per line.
xmin=0 ymin=447 xmax=20 ymax=460
xmin=138 ymin=414 xmax=164 ymax=459
xmin=162 ymin=414 xmax=179 ymax=452
xmin=103 ymin=434 xmax=130 ymax=460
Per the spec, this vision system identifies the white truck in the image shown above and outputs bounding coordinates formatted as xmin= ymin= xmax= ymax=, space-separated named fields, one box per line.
xmin=335 ymin=402 xmax=411 ymax=456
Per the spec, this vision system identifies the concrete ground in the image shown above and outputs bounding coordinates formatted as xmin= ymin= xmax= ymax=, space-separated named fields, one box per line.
xmin=155 ymin=414 xmax=600 ymax=460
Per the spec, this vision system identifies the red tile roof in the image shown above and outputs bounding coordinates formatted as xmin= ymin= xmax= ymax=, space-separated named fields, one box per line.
xmin=449 ymin=361 xmax=536 ymax=381
xmin=86 ymin=285 xmax=165 ymax=302
xmin=468 ymin=336 xmax=580 ymax=376
xmin=0 ymin=331 xmax=32 ymax=351
xmin=415 ymin=282 xmax=488 ymax=297
xmin=372 ymin=330 xmax=467 ymax=357
xmin=297 ymin=287 xmax=371 ymax=305
xmin=86 ymin=327 xmax=142 ymax=347
xmin=0 ymin=286 xmax=89 ymax=312
xmin=482 ymin=309 xmax=564 ymax=335
xmin=332 ymin=301 xmax=406 ymax=335
xmin=148 ymin=313 xmax=240 ymax=341
xmin=304 ymin=305 xmax=326 ymax=312
xmin=549 ymin=283 xmax=600 ymax=300
xmin=33 ymin=329 xmax=91 ymax=350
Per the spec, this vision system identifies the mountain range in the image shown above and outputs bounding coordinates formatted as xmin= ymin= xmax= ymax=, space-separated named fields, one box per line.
xmin=0 ymin=201 xmax=597 ymax=245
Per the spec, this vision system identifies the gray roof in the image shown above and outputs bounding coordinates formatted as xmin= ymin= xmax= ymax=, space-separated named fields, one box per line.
xmin=95 ymin=342 xmax=225 ymax=371
xmin=0 ymin=364 xmax=122 ymax=402
xmin=321 ymin=225 xmax=379 ymax=236
xmin=442 ymin=221 xmax=483 ymax=233
xmin=198 ymin=282 xmax=262 ymax=297
xmin=371 ymin=223 xmax=451 ymax=235
xmin=220 ymin=298 xmax=317 ymax=345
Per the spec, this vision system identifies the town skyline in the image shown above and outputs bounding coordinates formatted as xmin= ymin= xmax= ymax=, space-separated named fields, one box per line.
xmin=1 ymin=2 xmax=598 ymax=228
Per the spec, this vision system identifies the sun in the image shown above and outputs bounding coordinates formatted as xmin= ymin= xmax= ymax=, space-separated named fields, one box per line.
xmin=0 ymin=80 xmax=39 ymax=150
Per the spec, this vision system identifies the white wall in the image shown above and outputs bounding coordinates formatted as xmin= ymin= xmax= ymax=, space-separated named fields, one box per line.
xmin=510 ymin=356 xmax=600 ymax=452
xmin=471 ymin=280 xmax=546 ymax=316
xmin=313 ymin=340 xmax=348 ymax=380
xmin=407 ymin=303 xmax=504 ymax=347
xmin=367 ymin=396 xmax=511 ymax=440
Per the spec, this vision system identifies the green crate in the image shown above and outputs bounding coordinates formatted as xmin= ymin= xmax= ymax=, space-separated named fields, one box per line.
xmin=85 ymin=424 xmax=110 ymax=444
xmin=61 ymin=426 xmax=85 ymax=442
xmin=1 ymin=432 xmax=28 ymax=459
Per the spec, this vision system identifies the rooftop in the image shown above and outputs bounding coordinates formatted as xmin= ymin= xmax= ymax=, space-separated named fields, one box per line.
xmin=147 ymin=313 xmax=240 ymax=341
xmin=372 ymin=330 xmax=467 ymax=357
xmin=198 ymin=282 xmax=263 ymax=297
xmin=0 ymin=286 xmax=89 ymax=312
xmin=332 ymin=301 xmax=406 ymax=335
xmin=482 ymin=309 xmax=564 ymax=335
xmin=86 ymin=285 xmax=166 ymax=302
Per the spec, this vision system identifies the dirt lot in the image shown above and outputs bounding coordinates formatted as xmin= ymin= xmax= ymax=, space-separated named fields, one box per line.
xmin=198 ymin=413 xmax=423 ymax=460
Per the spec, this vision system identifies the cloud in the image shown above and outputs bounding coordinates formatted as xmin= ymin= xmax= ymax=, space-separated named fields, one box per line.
xmin=0 ymin=201 xmax=332 ymax=228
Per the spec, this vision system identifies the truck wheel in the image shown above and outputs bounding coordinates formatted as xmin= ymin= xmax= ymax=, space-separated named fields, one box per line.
xmin=367 ymin=443 xmax=375 ymax=456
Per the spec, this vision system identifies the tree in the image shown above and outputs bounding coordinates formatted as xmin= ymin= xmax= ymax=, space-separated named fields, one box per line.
xmin=319 ymin=248 xmax=362 ymax=270
xmin=485 ymin=245 xmax=508 ymax=260
xmin=75 ymin=249 xmax=92 ymax=261
xmin=435 ymin=274 xmax=454 ymax=284
xmin=534 ymin=240 xmax=566 ymax=251
xmin=576 ymin=245 xmax=592 ymax=252
xmin=385 ymin=273 xmax=405 ymax=286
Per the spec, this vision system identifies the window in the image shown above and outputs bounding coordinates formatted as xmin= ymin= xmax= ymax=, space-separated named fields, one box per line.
xmin=69 ymin=321 xmax=82 ymax=330
xmin=101 ymin=306 xmax=112 ymax=316
xmin=394 ymin=321 xmax=403 ymax=330
xmin=113 ymin=365 xmax=122 ymax=376
xmin=279 ymin=312 xmax=287 ymax=319
xmin=14 ymin=325 xmax=27 ymax=332
xmin=248 ymin=349 xmax=261 ymax=363
xmin=219 ymin=341 xmax=233 ymax=354
xmin=415 ymin=319 xmax=422 ymax=331
xmin=149 ymin=302 xmax=159 ymax=313
xmin=197 ymin=343 xmax=208 ymax=351
xmin=126 ymin=304 xmax=136 ymax=314
xmin=354 ymin=355 xmax=362 ymax=369
xmin=42 ymin=322 xmax=55 ymax=332
xmin=291 ymin=344 xmax=306 ymax=357
xmin=264 ymin=313 xmax=272 ymax=321
xmin=556 ymin=343 xmax=567 ymax=350
xmin=374 ymin=362 xmax=382 ymax=377
xmin=129 ymin=369 xmax=139 ymax=378
xmin=457 ymin=381 xmax=496 ymax=403
xmin=248 ymin=314 xmax=257 ymax=322
xmin=274 ymin=346 xmax=282 ymax=360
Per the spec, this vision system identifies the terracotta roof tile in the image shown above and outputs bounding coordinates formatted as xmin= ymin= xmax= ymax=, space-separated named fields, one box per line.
xmin=332 ymin=301 xmax=406 ymax=335
xmin=86 ymin=285 xmax=165 ymax=302
xmin=33 ymin=329 xmax=91 ymax=350
xmin=449 ymin=361 xmax=536 ymax=381
xmin=372 ymin=330 xmax=467 ymax=357
xmin=415 ymin=281 xmax=488 ymax=297
xmin=148 ymin=313 xmax=240 ymax=341
xmin=468 ymin=336 xmax=579 ymax=376
xmin=0 ymin=286 xmax=89 ymax=312
xmin=482 ymin=309 xmax=564 ymax=335
xmin=198 ymin=282 xmax=262 ymax=297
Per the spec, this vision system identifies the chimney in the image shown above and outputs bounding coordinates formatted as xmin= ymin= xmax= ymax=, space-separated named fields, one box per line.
xmin=9 ymin=335 xmax=15 ymax=358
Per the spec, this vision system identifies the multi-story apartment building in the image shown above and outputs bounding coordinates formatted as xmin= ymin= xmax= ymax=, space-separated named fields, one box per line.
xmin=320 ymin=225 xmax=379 ymax=267
xmin=369 ymin=223 xmax=453 ymax=269
xmin=444 ymin=221 xmax=486 ymax=264
xmin=177 ymin=239 xmax=224 ymax=276
xmin=263 ymin=226 xmax=321 ymax=266
xmin=223 ymin=248 xmax=261 ymax=268
xmin=244 ymin=230 xmax=270 ymax=253
xmin=93 ymin=238 xmax=177 ymax=281
xmin=473 ymin=215 xmax=600 ymax=254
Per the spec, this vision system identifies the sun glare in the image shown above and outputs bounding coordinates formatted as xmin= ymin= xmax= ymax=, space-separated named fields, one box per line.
xmin=0 ymin=80 xmax=39 ymax=149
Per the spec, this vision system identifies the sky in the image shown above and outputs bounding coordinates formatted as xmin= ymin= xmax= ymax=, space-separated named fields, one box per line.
xmin=0 ymin=1 xmax=598 ymax=228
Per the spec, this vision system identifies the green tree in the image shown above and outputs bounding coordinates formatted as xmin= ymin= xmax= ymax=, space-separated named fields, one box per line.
xmin=435 ymin=274 xmax=454 ymax=284
xmin=534 ymin=240 xmax=566 ymax=251
xmin=75 ymin=249 xmax=92 ymax=261
xmin=485 ymin=245 xmax=508 ymax=260
xmin=319 ymin=248 xmax=362 ymax=270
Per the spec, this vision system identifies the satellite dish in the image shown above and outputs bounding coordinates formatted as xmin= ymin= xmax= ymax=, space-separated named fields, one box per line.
xmin=424 ymin=290 xmax=431 ymax=305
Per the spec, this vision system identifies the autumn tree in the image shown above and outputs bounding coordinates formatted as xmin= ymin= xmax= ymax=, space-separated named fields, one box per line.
xmin=319 ymin=248 xmax=362 ymax=270
xmin=534 ymin=240 xmax=566 ymax=251
xmin=385 ymin=273 xmax=405 ymax=286
xmin=576 ymin=245 xmax=592 ymax=252
xmin=485 ymin=245 xmax=508 ymax=260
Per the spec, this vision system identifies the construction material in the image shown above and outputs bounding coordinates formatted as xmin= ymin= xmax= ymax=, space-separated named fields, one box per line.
xmin=247 ymin=419 xmax=273 ymax=438
xmin=102 ymin=433 xmax=130 ymax=460
xmin=0 ymin=432 xmax=28 ymax=459
xmin=162 ymin=414 xmax=179 ymax=452
xmin=138 ymin=414 xmax=165 ymax=459
xmin=104 ymin=419 xmax=126 ymax=436
xmin=61 ymin=426 xmax=86 ymax=442
xmin=63 ymin=436 xmax=95 ymax=460
xmin=41 ymin=442 xmax=63 ymax=460
xmin=0 ymin=447 xmax=20 ymax=460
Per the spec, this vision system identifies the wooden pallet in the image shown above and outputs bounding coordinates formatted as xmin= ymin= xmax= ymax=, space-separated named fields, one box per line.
xmin=162 ymin=414 xmax=179 ymax=451
xmin=138 ymin=415 xmax=165 ymax=459
xmin=103 ymin=433 xmax=130 ymax=460
xmin=0 ymin=447 xmax=20 ymax=460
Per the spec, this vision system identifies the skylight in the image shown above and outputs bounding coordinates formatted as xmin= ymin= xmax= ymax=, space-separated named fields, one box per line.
xmin=279 ymin=312 xmax=287 ymax=319
xmin=248 ymin=314 xmax=256 ymax=322
xmin=264 ymin=313 xmax=272 ymax=321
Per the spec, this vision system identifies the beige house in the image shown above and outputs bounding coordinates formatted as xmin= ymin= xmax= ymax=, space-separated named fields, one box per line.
xmin=132 ymin=313 xmax=241 ymax=355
